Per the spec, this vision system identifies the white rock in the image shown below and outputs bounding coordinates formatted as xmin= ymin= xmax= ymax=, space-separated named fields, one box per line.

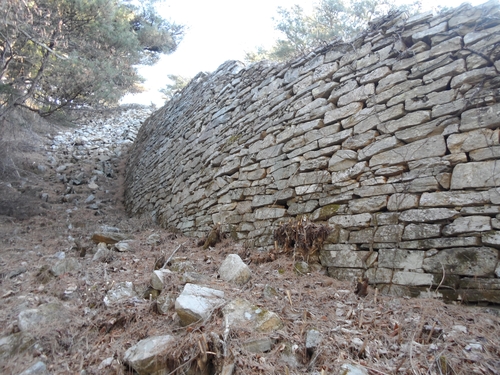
xmin=123 ymin=335 xmax=175 ymax=375
xmin=103 ymin=282 xmax=137 ymax=307
xmin=175 ymin=283 xmax=225 ymax=326
xmin=218 ymin=254 xmax=251 ymax=286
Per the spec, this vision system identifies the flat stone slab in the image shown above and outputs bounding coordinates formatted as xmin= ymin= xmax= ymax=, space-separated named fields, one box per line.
xmin=103 ymin=281 xmax=137 ymax=307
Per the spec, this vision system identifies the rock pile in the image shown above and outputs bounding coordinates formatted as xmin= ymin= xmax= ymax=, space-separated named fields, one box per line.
xmin=125 ymin=2 xmax=500 ymax=303
xmin=45 ymin=105 xmax=152 ymax=210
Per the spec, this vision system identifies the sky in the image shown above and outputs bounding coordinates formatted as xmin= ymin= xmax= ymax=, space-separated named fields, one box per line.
xmin=121 ymin=0 xmax=490 ymax=106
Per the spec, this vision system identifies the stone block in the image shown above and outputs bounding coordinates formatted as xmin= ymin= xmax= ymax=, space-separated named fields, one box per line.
xmin=378 ymin=248 xmax=424 ymax=270
xmin=329 ymin=213 xmax=372 ymax=228
xmin=348 ymin=228 xmax=374 ymax=243
xmin=324 ymin=102 xmax=364 ymax=124
xmin=175 ymin=283 xmax=225 ymax=326
xmin=402 ymin=223 xmax=442 ymax=240
xmin=450 ymin=161 xmax=500 ymax=189
xmin=420 ymin=191 xmax=490 ymax=207
xmin=370 ymin=136 xmax=446 ymax=167
xmin=447 ymin=128 xmax=499 ymax=153
xmin=123 ymin=335 xmax=176 ymax=375
xmin=399 ymin=208 xmax=459 ymax=223
xmin=423 ymin=247 xmax=499 ymax=276
xmin=254 ymin=207 xmax=287 ymax=220
xmin=349 ymin=196 xmax=388 ymax=214
xmin=387 ymin=193 xmax=419 ymax=211
xmin=442 ymin=216 xmax=491 ymax=236
xmin=219 ymin=254 xmax=251 ymax=286
xmin=400 ymin=236 xmax=482 ymax=249
xmin=337 ymin=84 xmax=375 ymax=107
xmin=377 ymin=110 xmax=430 ymax=134
xmin=404 ymin=90 xmax=456 ymax=111
xmin=374 ymin=225 xmax=404 ymax=243
xmin=481 ymin=231 xmax=500 ymax=248
xmin=223 ymin=298 xmax=282 ymax=333
xmin=460 ymin=103 xmax=500 ymax=131
xmin=327 ymin=267 xmax=364 ymax=280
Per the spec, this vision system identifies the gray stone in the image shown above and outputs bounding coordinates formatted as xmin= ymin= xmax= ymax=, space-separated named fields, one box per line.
xmin=156 ymin=293 xmax=175 ymax=315
xmin=387 ymin=193 xmax=419 ymax=211
xmin=328 ymin=150 xmax=358 ymax=171
xmin=0 ymin=333 xmax=34 ymax=361
xmin=374 ymin=225 xmax=404 ymax=243
xmin=400 ymin=208 xmax=459 ymax=223
xmin=175 ymin=283 xmax=225 ymax=326
xmin=349 ymin=228 xmax=374 ymax=243
xmin=369 ymin=136 xmax=446 ymax=167
xmin=450 ymin=161 xmax=500 ymax=189
xmin=482 ymin=231 xmax=500 ymax=248
xmin=340 ymin=363 xmax=369 ymax=375
xmin=400 ymin=237 xmax=482 ymax=249
xmin=377 ymin=111 xmax=430 ymax=134
xmin=151 ymin=269 xmax=172 ymax=291
xmin=219 ymin=254 xmax=251 ymax=286
xmin=423 ymin=247 xmax=499 ymax=276
xmin=470 ymin=146 xmax=500 ymax=161
xmin=18 ymin=361 xmax=48 ymax=375
xmin=447 ymin=129 xmax=499 ymax=153
xmin=442 ymin=216 xmax=491 ymax=236
xmin=349 ymin=196 xmax=387 ymax=214
xmin=324 ymin=102 xmax=363 ymax=124
xmin=378 ymin=249 xmax=424 ymax=270
xmin=51 ymin=257 xmax=80 ymax=276
xmin=402 ymin=224 xmax=442 ymax=240
xmin=420 ymin=191 xmax=490 ymax=207
xmin=104 ymin=281 xmax=137 ymax=307
xmin=254 ymin=207 xmax=287 ymax=220
xmin=460 ymin=103 xmax=500 ymax=131
xmin=123 ymin=335 xmax=175 ymax=375
xmin=405 ymin=90 xmax=456 ymax=111
xmin=18 ymin=303 xmax=67 ymax=332
xmin=223 ymin=298 xmax=283 ymax=333
xmin=321 ymin=249 xmax=371 ymax=268
xmin=329 ymin=213 xmax=372 ymax=228
xmin=337 ymin=84 xmax=375 ymax=107
xmin=305 ymin=329 xmax=322 ymax=350
xmin=243 ymin=338 xmax=274 ymax=353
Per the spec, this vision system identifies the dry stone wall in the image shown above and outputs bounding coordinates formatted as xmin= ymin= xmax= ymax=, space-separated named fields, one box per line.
xmin=125 ymin=1 xmax=500 ymax=303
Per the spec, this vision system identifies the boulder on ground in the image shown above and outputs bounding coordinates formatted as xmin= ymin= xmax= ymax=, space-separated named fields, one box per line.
xmin=218 ymin=254 xmax=251 ymax=286
xmin=175 ymin=283 xmax=225 ymax=326
xmin=123 ymin=335 xmax=175 ymax=375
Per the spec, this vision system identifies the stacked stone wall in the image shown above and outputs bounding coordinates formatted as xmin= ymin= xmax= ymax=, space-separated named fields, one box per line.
xmin=125 ymin=1 xmax=500 ymax=303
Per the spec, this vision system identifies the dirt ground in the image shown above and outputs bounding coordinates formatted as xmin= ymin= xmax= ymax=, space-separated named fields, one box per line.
xmin=0 ymin=112 xmax=499 ymax=375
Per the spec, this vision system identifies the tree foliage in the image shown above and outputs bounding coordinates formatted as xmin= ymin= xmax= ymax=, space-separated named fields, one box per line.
xmin=0 ymin=0 xmax=184 ymax=117
xmin=159 ymin=74 xmax=191 ymax=101
xmin=246 ymin=0 xmax=421 ymax=62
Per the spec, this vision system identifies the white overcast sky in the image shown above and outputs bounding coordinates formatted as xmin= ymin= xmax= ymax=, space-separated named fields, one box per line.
xmin=121 ymin=0 xmax=490 ymax=106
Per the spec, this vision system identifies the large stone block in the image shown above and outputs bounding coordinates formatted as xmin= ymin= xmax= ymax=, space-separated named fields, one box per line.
xmin=460 ymin=103 xmax=500 ymax=131
xmin=423 ymin=247 xmax=499 ymax=276
xmin=420 ymin=191 xmax=490 ymax=207
xmin=175 ymin=284 xmax=225 ymax=326
xmin=450 ymin=161 xmax=500 ymax=189
xmin=369 ymin=136 xmax=446 ymax=167
xmin=402 ymin=223 xmax=441 ymax=240
xmin=399 ymin=208 xmax=459 ymax=223
xmin=378 ymin=248 xmax=424 ymax=270
xmin=442 ymin=216 xmax=491 ymax=236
